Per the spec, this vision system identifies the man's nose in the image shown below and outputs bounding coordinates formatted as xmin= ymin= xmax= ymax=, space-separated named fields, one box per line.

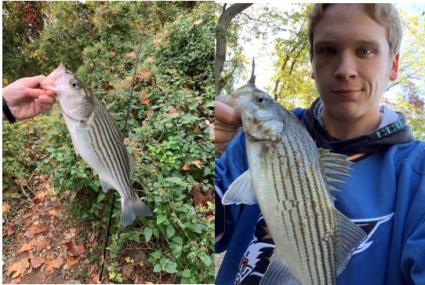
xmin=334 ymin=53 xmax=358 ymax=80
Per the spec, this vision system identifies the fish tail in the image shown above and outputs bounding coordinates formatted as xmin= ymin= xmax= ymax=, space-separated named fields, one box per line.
xmin=121 ymin=197 xmax=152 ymax=227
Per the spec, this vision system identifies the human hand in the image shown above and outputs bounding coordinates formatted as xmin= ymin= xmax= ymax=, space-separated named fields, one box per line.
xmin=3 ymin=75 xmax=56 ymax=121
xmin=214 ymin=100 xmax=242 ymax=153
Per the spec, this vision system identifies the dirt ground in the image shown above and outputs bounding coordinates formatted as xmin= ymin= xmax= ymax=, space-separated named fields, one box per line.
xmin=3 ymin=174 xmax=104 ymax=284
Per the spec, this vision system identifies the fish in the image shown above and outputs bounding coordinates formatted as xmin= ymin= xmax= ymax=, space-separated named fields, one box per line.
xmin=221 ymin=77 xmax=367 ymax=284
xmin=43 ymin=64 xmax=152 ymax=227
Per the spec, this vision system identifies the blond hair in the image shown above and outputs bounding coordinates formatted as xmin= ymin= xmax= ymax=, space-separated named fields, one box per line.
xmin=308 ymin=4 xmax=402 ymax=59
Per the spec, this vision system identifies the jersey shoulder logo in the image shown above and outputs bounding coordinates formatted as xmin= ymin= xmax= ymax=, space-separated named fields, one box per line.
xmin=352 ymin=212 xmax=394 ymax=254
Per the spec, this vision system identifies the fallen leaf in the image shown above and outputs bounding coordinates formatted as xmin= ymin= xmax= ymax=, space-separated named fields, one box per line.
xmin=25 ymin=225 xmax=48 ymax=238
xmin=64 ymin=228 xmax=77 ymax=240
xmin=125 ymin=52 xmax=137 ymax=60
xmin=192 ymin=160 xmax=202 ymax=169
xmin=66 ymin=256 xmax=80 ymax=268
xmin=102 ymin=81 xmax=113 ymax=91
xmin=10 ymin=277 xmax=21 ymax=284
xmin=122 ymin=266 xmax=133 ymax=279
xmin=34 ymin=191 xmax=46 ymax=202
xmin=145 ymin=56 xmax=155 ymax=64
xmin=193 ymin=19 xmax=203 ymax=26
xmin=45 ymin=258 xmax=63 ymax=272
xmin=181 ymin=163 xmax=191 ymax=171
xmin=30 ymin=256 xmax=45 ymax=268
xmin=48 ymin=206 xmax=61 ymax=217
xmin=17 ymin=243 xmax=33 ymax=254
xmin=168 ymin=106 xmax=178 ymax=115
xmin=5 ymin=225 xmax=14 ymax=236
xmin=139 ymin=90 xmax=150 ymax=105
xmin=7 ymin=258 xmax=30 ymax=278
xmin=32 ymin=236 xmax=50 ymax=251
xmin=65 ymin=241 xmax=85 ymax=257
xmin=137 ymin=68 xmax=152 ymax=83
xmin=89 ymin=267 xmax=100 ymax=284
xmin=3 ymin=202 xmax=11 ymax=213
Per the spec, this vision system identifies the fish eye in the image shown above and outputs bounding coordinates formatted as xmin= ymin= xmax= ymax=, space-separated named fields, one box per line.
xmin=256 ymin=96 xmax=265 ymax=104
xmin=71 ymin=80 xmax=80 ymax=90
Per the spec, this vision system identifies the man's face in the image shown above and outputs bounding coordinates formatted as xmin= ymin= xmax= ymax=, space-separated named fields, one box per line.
xmin=311 ymin=4 xmax=399 ymax=122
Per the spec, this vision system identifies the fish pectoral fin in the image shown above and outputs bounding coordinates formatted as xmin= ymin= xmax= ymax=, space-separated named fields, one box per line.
xmin=260 ymin=255 xmax=300 ymax=285
xmin=222 ymin=170 xmax=257 ymax=205
xmin=335 ymin=210 xmax=368 ymax=275
xmin=100 ymin=177 xmax=114 ymax=193
xmin=319 ymin=148 xmax=352 ymax=197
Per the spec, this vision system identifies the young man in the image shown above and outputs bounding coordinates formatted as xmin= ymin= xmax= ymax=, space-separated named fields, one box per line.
xmin=215 ymin=4 xmax=425 ymax=285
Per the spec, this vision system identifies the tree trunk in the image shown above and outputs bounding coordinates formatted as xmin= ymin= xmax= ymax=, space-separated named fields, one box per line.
xmin=215 ymin=3 xmax=252 ymax=96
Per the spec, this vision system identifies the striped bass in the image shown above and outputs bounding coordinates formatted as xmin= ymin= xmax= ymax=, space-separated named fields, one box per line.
xmin=44 ymin=64 xmax=152 ymax=227
xmin=222 ymin=79 xmax=366 ymax=284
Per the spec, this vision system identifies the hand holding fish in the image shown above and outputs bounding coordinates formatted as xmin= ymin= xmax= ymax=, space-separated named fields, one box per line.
xmin=3 ymin=75 xmax=57 ymax=121
xmin=214 ymin=100 xmax=241 ymax=152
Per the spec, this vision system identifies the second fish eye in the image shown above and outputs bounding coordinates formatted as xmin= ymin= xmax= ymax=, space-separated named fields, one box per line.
xmin=71 ymin=81 xmax=80 ymax=89
xmin=256 ymin=96 xmax=265 ymax=104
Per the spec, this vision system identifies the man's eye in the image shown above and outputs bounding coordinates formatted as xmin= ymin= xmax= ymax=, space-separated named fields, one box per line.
xmin=358 ymin=48 xmax=375 ymax=58
xmin=317 ymin=47 xmax=336 ymax=56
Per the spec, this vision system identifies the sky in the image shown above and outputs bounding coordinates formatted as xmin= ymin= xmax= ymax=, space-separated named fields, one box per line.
xmin=232 ymin=3 xmax=425 ymax=101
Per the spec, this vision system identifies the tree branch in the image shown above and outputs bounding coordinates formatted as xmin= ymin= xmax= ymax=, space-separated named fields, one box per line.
xmin=215 ymin=3 xmax=252 ymax=96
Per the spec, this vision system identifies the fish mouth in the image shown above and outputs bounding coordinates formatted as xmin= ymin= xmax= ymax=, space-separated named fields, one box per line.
xmin=46 ymin=64 xmax=66 ymax=82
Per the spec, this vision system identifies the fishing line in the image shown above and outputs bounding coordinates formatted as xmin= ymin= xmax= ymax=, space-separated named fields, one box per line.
xmin=99 ymin=31 xmax=144 ymax=283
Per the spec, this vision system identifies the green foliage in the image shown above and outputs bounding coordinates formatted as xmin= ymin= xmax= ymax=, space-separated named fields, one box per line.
xmin=3 ymin=2 xmax=214 ymax=283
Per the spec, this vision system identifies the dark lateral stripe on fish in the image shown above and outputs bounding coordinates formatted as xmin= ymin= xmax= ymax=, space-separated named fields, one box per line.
xmin=281 ymin=137 xmax=317 ymax=284
xmin=300 ymin=136 xmax=330 ymax=285
xmin=96 ymin=104 xmax=130 ymax=175
xmin=271 ymin=150 xmax=281 ymax=203
xmin=310 ymin=149 xmax=337 ymax=284
xmin=97 ymin=106 xmax=131 ymax=176
xmin=94 ymin=110 xmax=132 ymax=199
xmin=275 ymin=152 xmax=294 ymax=250
xmin=89 ymin=116 xmax=124 ymax=192
xmin=287 ymin=136 xmax=318 ymax=285
xmin=295 ymin=134 xmax=331 ymax=284
xmin=303 ymin=133 xmax=336 ymax=284
xmin=92 ymin=110 xmax=132 ymax=200
xmin=279 ymin=142 xmax=304 ymax=270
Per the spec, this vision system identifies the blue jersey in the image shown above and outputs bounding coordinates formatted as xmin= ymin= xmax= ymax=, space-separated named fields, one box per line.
xmin=215 ymin=105 xmax=425 ymax=285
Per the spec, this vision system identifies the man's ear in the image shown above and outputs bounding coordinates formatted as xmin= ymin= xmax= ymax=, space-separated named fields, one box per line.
xmin=311 ymin=70 xmax=316 ymax=80
xmin=389 ymin=53 xmax=399 ymax=81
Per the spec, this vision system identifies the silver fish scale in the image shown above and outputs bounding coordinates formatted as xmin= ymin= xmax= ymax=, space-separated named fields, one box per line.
xmin=247 ymin=125 xmax=337 ymax=285
xmin=87 ymin=102 xmax=134 ymax=201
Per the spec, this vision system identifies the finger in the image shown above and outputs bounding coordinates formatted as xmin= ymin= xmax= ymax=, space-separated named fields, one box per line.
xmin=40 ymin=78 xmax=55 ymax=89
xmin=23 ymin=75 xmax=47 ymax=88
xmin=215 ymin=101 xmax=241 ymax=126
xmin=23 ymin=88 xmax=46 ymax=98
xmin=37 ymin=94 xmax=56 ymax=105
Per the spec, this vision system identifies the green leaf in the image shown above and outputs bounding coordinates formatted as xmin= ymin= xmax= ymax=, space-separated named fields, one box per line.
xmin=156 ymin=214 xmax=167 ymax=225
xmin=151 ymin=251 xmax=161 ymax=259
xmin=143 ymin=227 xmax=153 ymax=242
xmin=200 ymin=254 xmax=212 ymax=267
xmin=97 ymin=192 xmax=105 ymax=203
xmin=181 ymin=269 xmax=191 ymax=278
xmin=153 ymin=264 xmax=161 ymax=273
xmin=166 ymin=225 xmax=175 ymax=238
xmin=165 ymin=176 xmax=186 ymax=186
xmin=165 ymin=262 xmax=178 ymax=274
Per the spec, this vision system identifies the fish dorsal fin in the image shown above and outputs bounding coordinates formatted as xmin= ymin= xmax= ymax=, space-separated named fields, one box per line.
xmin=222 ymin=170 xmax=258 ymax=205
xmin=335 ymin=210 xmax=367 ymax=275
xmin=319 ymin=148 xmax=352 ymax=197
xmin=248 ymin=58 xmax=256 ymax=85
